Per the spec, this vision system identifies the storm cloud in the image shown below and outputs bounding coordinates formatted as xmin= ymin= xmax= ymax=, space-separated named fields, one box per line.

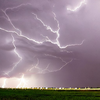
xmin=0 ymin=0 xmax=100 ymax=88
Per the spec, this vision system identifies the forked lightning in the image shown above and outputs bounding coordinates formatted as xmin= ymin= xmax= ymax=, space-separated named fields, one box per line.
xmin=0 ymin=3 xmax=85 ymax=88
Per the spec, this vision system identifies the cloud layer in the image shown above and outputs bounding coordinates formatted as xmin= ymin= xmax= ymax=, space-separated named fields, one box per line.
xmin=0 ymin=0 xmax=100 ymax=88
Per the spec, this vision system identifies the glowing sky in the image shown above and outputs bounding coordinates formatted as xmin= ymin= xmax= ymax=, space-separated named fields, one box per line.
xmin=0 ymin=0 xmax=100 ymax=88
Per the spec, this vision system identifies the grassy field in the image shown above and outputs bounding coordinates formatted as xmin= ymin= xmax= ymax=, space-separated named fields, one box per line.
xmin=0 ymin=88 xmax=100 ymax=100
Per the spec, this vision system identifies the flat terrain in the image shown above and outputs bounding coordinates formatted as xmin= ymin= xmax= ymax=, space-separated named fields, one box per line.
xmin=0 ymin=88 xmax=100 ymax=100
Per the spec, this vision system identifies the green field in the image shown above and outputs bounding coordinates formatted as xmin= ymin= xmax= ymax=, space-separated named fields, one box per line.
xmin=0 ymin=88 xmax=100 ymax=100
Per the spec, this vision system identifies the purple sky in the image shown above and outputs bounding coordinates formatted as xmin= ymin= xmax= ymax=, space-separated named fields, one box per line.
xmin=0 ymin=0 xmax=100 ymax=88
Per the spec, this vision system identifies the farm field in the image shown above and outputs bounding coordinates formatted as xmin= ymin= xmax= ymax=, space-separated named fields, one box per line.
xmin=0 ymin=88 xmax=100 ymax=100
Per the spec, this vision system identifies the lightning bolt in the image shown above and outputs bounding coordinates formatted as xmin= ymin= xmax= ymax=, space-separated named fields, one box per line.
xmin=2 ymin=35 xmax=23 ymax=88
xmin=32 ymin=12 xmax=60 ymax=46
xmin=28 ymin=57 xmax=49 ymax=74
xmin=39 ymin=59 xmax=73 ymax=73
xmin=29 ymin=55 xmax=73 ymax=74
xmin=29 ymin=57 xmax=40 ymax=72
xmin=1 ymin=9 xmax=44 ymax=44
xmin=16 ymin=74 xmax=27 ymax=88
xmin=32 ymin=12 xmax=85 ymax=48
xmin=29 ymin=57 xmax=50 ymax=74
xmin=49 ymin=59 xmax=73 ymax=72
xmin=67 ymin=0 xmax=87 ymax=12
xmin=4 ymin=34 xmax=22 ymax=75
xmin=2 ymin=79 xmax=7 ymax=88
xmin=44 ymin=54 xmax=67 ymax=64
xmin=44 ymin=54 xmax=73 ymax=73
xmin=40 ymin=63 xmax=50 ymax=74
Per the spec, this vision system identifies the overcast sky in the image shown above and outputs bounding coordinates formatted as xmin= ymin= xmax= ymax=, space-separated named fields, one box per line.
xmin=0 ymin=0 xmax=100 ymax=88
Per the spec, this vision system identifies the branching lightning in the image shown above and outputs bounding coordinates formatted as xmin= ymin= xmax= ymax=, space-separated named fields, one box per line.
xmin=39 ymin=59 xmax=73 ymax=73
xmin=32 ymin=12 xmax=85 ymax=48
xmin=28 ymin=57 xmax=49 ymax=74
xmin=32 ymin=12 xmax=60 ymax=46
xmin=29 ymin=58 xmax=40 ymax=72
xmin=5 ymin=35 xmax=22 ymax=75
xmin=0 ymin=3 xmax=85 ymax=88
xmin=1 ymin=9 xmax=44 ymax=44
xmin=67 ymin=0 xmax=87 ymax=12
xmin=44 ymin=54 xmax=67 ymax=64
xmin=28 ymin=54 xmax=73 ymax=74
xmin=40 ymin=63 xmax=50 ymax=73
xmin=44 ymin=54 xmax=73 ymax=73
xmin=1 ymin=3 xmax=85 ymax=47
xmin=49 ymin=59 xmax=73 ymax=72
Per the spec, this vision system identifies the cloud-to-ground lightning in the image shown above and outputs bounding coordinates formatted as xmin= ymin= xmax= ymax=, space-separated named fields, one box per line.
xmin=2 ymin=79 xmax=7 ymax=88
xmin=1 ymin=34 xmax=23 ymax=88
xmin=16 ymin=74 xmax=28 ymax=88
xmin=67 ymin=0 xmax=87 ymax=12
